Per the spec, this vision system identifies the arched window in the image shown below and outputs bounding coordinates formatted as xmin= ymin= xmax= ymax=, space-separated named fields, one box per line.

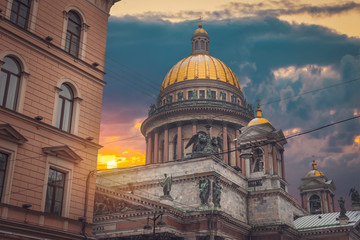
xmin=200 ymin=40 xmax=205 ymax=50
xmin=56 ymin=84 xmax=74 ymax=132
xmin=65 ymin=11 xmax=81 ymax=57
xmin=10 ymin=0 xmax=32 ymax=29
xmin=0 ymin=56 xmax=21 ymax=110
xmin=309 ymin=195 xmax=322 ymax=214
xmin=251 ymin=148 xmax=264 ymax=172
xmin=195 ymin=41 xmax=199 ymax=50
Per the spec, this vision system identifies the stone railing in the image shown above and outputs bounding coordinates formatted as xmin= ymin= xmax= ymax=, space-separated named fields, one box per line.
xmin=148 ymin=99 xmax=254 ymax=117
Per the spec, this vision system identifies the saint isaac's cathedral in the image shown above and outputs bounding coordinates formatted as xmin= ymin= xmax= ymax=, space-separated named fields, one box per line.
xmin=93 ymin=24 xmax=360 ymax=240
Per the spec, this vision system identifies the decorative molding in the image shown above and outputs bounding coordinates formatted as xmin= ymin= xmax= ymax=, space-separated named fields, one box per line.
xmin=42 ymin=145 xmax=82 ymax=163
xmin=0 ymin=123 xmax=27 ymax=144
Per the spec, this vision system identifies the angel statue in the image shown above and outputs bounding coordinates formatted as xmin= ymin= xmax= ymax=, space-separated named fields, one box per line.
xmin=185 ymin=131 xmax=207 ymax=153
xmin=159 ymin=173 xmax=172 ymax=197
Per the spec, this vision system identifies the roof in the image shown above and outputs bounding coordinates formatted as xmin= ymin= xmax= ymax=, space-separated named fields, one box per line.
xmin=294 ymin=211 xmax=360 ymax=231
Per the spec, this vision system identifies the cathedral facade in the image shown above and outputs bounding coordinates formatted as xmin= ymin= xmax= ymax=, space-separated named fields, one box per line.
xmin=94 ymin=25 xmax=360 ymax=240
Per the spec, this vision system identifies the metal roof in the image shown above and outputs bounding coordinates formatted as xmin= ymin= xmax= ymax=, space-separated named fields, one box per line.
xmin=294 ymin=211 xmax=360 ymax=231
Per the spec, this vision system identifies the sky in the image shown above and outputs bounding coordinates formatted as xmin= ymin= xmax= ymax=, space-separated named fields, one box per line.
xmin=98 ymin=0 xmax=360 ymax=209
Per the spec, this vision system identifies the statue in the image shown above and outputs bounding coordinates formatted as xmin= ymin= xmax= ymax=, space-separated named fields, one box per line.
xmin=207 ymin=89 xmax=212 ymax=99
xmin=220 ymin=91 xmax=226 ymax=101
xmin=159 ymin=173 xmax=172 ymax=197
xmin=211 ymin=136 xmax=223 ymax=158
xmin=212 ymin=179 xmax=222 ymax=208
xmin=148 ymin=104 xmax=156 ymax=116
xmin=199 ymin=178 xmax=210 ymax=206
xmin=177 ymin=91 xmax=183 ymax=101
xmin=349 ymin=187 xmax=360 ymax=204
xmin=338 ymin=197 xmax=346 ymax=217
xmin=166 ymin=95 xmax=172 ymax=103
xmin=192 ymin=89 xmax=197 ymax=99
xmin=185 ymin=131 xmax=207 ymax=153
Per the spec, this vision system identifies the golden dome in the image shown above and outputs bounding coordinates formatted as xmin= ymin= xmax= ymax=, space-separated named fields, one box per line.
xmin=194 ymin=24 xmax=208 ymax=35
xmin=305 ymin=158 xmax=325 ymax=178
xmin=161 ymin=54 xmax=241 ymax=90
xmin=248 ymin=102 xmax=271 ymax=126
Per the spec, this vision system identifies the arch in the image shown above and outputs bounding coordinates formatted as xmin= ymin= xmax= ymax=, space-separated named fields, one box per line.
xmin=61 ymin=6 xmax=89 ymax=60
xmin=0 ymin=50 xmax=29 ymax=112
xmin=52 ymin=79 xmax=82 ymax=135
xmin=251 ymin=148 xmax=264 ymax=173
xmin=309 ymin=194 xmax=322 ymax=214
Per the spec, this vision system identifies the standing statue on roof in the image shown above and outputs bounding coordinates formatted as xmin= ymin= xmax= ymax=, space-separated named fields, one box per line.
xmin=349 ymin=187 xmax=360 ymax=204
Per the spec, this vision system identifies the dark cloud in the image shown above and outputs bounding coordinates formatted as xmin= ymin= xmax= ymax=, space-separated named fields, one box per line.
xmin=119 ymin=1 xmax=360 ymax=21
xmin=103 ymin=16 xmax=360 ymax=205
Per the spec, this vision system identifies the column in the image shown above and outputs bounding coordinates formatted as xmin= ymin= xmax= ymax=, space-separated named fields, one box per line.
xmin=145 ymin=136 xmax=149 ymax=164
xmin=154 ymin=131 xmax=159 ymax=163
xmin=177 ymin=124 xmax=182 ymax=159
xmin=332 ymin=195 xmax=335 ymax=212
xmin=241 ymin=150 xmax=246 ymax=175
xmin=192 ymin=120 xmax=197 ymax=135
xmin=327 ymin=192 xmax=332 ymax=212
xmin=164 ymin=127 xmax=169 ymax=162
xmin=321 ymin=191 xmax=326 ymax=213
xmin=245 ymin=157 xmax=250 ymax=177
xmin=264 ymin=145 xmax=269 ymax=174
xmin=302 ymin=193 xmax=307 ymax=209
xmin=235 ymin=129 xmax=240 ymax=169
xmin=222 ymin=124 xmax=228 ymax=164
xmin=272 ymin=144 xmax=278 ymax=175
xmin=146 ymin=134 xmax=153 ymax=164
xmin=281 ymin=150 xmax=285 ymax=179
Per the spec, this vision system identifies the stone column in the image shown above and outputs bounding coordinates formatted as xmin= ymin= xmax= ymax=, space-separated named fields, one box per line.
xmin=154 ymin=130 xmax=159 ymax=163
xmin=222 ymin=123 xmax=228 ymax=164
xmin=281 ymin=150 xmax=285 ymax=179
xmin=192 ymin=120 xmax=197 ymax=135
xmin=164 ymin=127 xmax=169 ymax=162
xmin=177 ymin=123 xmax=182 ymax=159
xmin=272 ymin=145 xmax=278 ymax=175
xmin=327 ymin=192 xmax=332 ymax=212
xmin=264 ymin=145 xmax=269 ymax=174
xmin=146 ymin=134 xmax=153 ymax=164
xmin=145 ymin=136 xmax=149 ymax=164
xmin=332 ymin=195 xmax=335 ymax=212
xmin=321 ymin=191 xmax=327 ymax=213
xmin=235 ymin=129 xmax=240 ymax=169
xmin=245 ymin=157 xmax=250 ymax=177
xmin=241 ymin=149 xmax=246 ymax=175
xmin=302 ymin=193 xmax=307 ymax=209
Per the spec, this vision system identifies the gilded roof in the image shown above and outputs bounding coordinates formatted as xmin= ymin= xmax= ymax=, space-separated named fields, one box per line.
xmin=161 ymin=54 xmax=241 ymax=90
xmin=248 ymin=103 xmax=271 ymax=126
xmin=305 ymin=159 xmax=325 ymax=178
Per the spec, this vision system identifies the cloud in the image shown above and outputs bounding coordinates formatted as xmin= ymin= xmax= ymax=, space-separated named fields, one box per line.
xmin=103 ymin=16 xmax=360 ymax=205
xmin=111 ymin=1 xmax=360 ymax=22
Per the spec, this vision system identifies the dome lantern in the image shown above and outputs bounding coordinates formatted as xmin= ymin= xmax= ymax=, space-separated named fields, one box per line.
xmin=191 ymin=17 xmax=210 ymax=55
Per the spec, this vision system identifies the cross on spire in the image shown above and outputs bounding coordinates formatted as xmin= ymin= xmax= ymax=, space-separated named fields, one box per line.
xmin=198 ymin=16 xmax=202 ymax=28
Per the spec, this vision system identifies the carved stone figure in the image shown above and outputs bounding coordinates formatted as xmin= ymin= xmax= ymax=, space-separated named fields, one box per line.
xmin=159 ymin=173 xmax=172 ymax=197
xmin=192 ymin=89 xmax=197 ymax=99
xmin=220 ymin=91 xmax=226 ymax=100
xmin=185 ymin=131 xmax=207 ymax=153
xmin=338 ymin=197 xmax=346 ymax=217
xmin=199 ymin=178 xmax=210 ymax=206
xmin=211 ymin=136 xmax=223 ymax=158
xmin=148 ymin=104 xmax=156 ymax=116
xmin=207 ymin=89 xmax=212 ymax=99
xmin=177 ymin=91 xmax=183 ymax=101
xmin=212 ymin=179 xmax=222 ymax=208
xmin=349 ymin=188 xmax=360 ymax=204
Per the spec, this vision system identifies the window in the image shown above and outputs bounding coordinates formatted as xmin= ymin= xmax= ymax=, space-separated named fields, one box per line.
xmin=251 ymin=148 xmax=264 ymax=173
xmin=199 ymin=90 xmax=205 ymax=99
xmin=188 ymin=91 xmax=193 ymax=99
xmin=45 ymin=168 xmax=65 ymax=216
xmin=211 ymin=91 xmax=216 ymax=99
xmin=200 ymin=40 xmax=205 ymax=50
xmin=56 ymin=84 xmax=74 ymax=132
xmin=10 ymin=0 xmax=32 ymax=29
xmin=65 ymin=11 xmax=81 ymax=57
xmin=0 ymin=56 xmax=21 ymax=110
xmin=0 ymin=152 xmax=8 ymax=200
xmin=309 ymin=194 xmax=322 ymax=214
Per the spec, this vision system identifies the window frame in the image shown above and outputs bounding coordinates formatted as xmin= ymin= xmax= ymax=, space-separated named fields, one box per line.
xmin=64 ymin=11 xmax=82 ymax=57
xmin=6 ymin=0 xmax=39 ymax=32
xmin=44 ymin=168 xmax=66 ymax=216
xmin=56 ymin=84 xmax=74 ymax=132
xmin=0 ymin=56 xmax=21 ymax=110
xmin=61 ymin=7 xmax=89 ymax=60
xmin=0 ymin=152 xmax=9 ymax=200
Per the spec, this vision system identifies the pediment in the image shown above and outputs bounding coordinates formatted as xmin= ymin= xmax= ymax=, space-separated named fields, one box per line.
xmin=42 ymin=145 xmax=82 ymax=163
xmin=94 ymin=192 xmax=151 ymax=216
xmin=0 ymin=124 xmax=27 ymax=144
xmin=299 ymin=178 xmax=326 ymax=188
xmin=237 ymin=125 xmax=272 ymax=142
